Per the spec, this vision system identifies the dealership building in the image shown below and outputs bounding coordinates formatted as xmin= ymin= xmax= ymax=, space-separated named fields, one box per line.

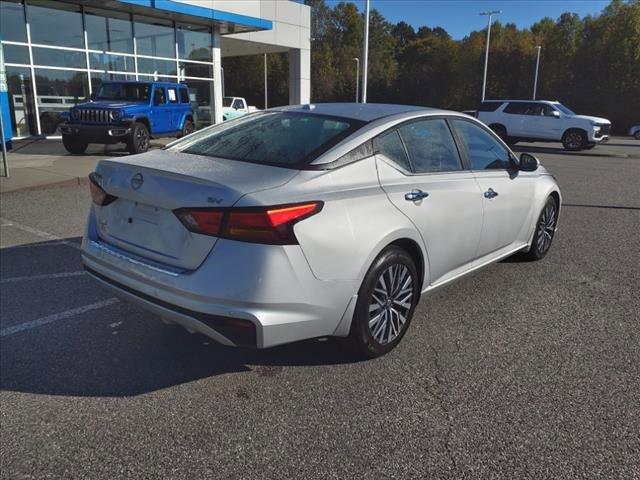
xmin=0 ymin=0 xmax=311 ymax=138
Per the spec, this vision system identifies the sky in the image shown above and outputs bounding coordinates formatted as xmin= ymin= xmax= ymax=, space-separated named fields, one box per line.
xmin=322 ymin=1 xmax=610 ymax=39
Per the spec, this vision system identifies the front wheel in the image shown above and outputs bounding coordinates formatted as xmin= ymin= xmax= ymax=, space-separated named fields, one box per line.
xmin=562 ymin=130 xmax=587 ymax=151
xmin=634 ymin=131 xmax=640 ymax=140
xmin=128 ymin=122 xmax=150 ymax=155
xmin=62 ymin=135 xmax=88 ymax=155
xmin=347 ymin=246 xmax=419 ymax=358
xmin=525 ymin=196 xmax=558 ymax=261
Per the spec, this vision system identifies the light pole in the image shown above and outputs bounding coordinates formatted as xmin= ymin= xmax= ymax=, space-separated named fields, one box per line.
xmin=353 ymin=57 xmax=360 ymax=103
xmin=532 ymin=45 xmax=541 ymax=100
xmin=361 ymin=0 xmax=370 ymax=103
xmin=480 ymin=10 xmax=501 ymax=102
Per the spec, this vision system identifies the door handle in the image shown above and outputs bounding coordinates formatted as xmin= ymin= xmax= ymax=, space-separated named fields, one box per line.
xmin=484 ymin=188 xmax=498 ymax=199
xmin=405 ymin=189 xmax=429 ymax=201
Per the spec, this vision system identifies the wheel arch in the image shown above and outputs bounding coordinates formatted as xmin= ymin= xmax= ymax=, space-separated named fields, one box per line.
xmin=489 ymin=123 xmax=508 ymax=134
xmin=133 ymin=116 xmax=151 ymax=132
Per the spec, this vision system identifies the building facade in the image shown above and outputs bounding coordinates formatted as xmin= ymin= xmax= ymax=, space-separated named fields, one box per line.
xmin=0 ymin=0 xmax=310 ymax=138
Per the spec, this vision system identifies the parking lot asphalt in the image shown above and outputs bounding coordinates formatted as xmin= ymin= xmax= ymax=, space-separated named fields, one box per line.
xmin=1 ymin=139 xmax=639 ymax=479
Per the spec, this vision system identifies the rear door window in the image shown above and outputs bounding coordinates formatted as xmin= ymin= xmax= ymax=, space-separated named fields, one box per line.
xmin=398 ymin=119 xmax=462 ymax=173
xmin=167 ymin=87 xmax=178 ymax=103
xmin=374 ymin=130 xmax=411 ymax=172
xmin=504 ymin=102 xmax=529 ymax=115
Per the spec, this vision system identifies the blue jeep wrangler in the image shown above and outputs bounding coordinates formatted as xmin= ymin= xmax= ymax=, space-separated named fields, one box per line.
xmin=60 ymin=81 xmax=195 ymax=155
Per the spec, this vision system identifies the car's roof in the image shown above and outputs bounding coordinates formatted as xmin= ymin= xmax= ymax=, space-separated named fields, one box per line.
xmin=273 ymin=103 xmax=444 ymax=122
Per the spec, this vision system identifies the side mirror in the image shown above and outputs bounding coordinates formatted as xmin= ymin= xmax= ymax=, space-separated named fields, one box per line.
xmin=519 ymin=153 xmax=539 ymax=172
xmin=551 ymin=110 xmax=560 ymax=119
xmin=90 ymin=92 xmax=96 ymax=101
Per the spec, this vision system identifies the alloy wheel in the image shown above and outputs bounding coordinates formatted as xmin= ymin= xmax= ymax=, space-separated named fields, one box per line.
xmin=368 ymin=264 xmax=413 ymax=345
xmin=136 ymin=128 xmax=149 ymax=151
xmin=565 ymin=132 xmax=583 ymax=149
xmin=536 ymin=203 xmax=556 ymax=254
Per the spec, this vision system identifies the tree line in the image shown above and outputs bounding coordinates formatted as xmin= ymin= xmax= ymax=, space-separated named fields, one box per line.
xmin=223 ymin=0 xmax=639 ymax=133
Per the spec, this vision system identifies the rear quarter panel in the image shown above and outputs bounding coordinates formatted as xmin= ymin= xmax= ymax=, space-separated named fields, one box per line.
xmin=235 ymin=157 xmax=427 ymax=285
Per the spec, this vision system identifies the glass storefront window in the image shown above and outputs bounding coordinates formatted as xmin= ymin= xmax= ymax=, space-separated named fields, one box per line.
xmin=90 ymin=53 xmax=136 ymax=73
xmin=5 ymin=66 xmax=36 ymax=137
xmin=176 ymin=24 xmax=212 ymax=62
xmin=134 ymin=17 xmax=174 ymax=58
xmin=2 ymin=44 xmax=29 ymax=65
xmin=35 ymin=68 xmax=89 ymax=134
xmin=27 ymin=0 xmax=84 ymax=49
xmin=180 ymin=62 xmax=213 ymax=80
xmin=85 ymin=9 xmax=134 ymax=54
xmin=0 ymin=0 xmax=27 ymax=42
xmin=138 ymin=57 xmax=177 ymax=76
xmin=32 ymin=48 xmax=86 ymax=69
xmin=186 ymin=80 xmax=214 ymax=129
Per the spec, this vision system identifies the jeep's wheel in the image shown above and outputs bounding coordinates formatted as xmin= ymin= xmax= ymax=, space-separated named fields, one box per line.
xmin=178 ymin=119 xmax=195 ymax=139
xmin=62 ymin=135 xmax=88 ymax=155
xmin=128 ymin=122 xmax=150 ymax=154
xmin=562 ymin=129 xmax=587 ymax=151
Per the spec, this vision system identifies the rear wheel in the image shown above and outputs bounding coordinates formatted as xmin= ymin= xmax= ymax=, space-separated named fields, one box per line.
xmin=62 ymin=135 xmax=88 ymax=155
xmin=177 ymin=119 xmax=195 ymax=138
xmin=347 ymin=246 xmax=419 ymax=358
xmin=490 ymin=124 xmax=508 ymax=142
xmin=128 ymin=122 xmax=150 ymax=155
xmin=562 ymin=129 xmax=587 ymax=151
xmin=525 ymin=196 xmax=558 ymax=261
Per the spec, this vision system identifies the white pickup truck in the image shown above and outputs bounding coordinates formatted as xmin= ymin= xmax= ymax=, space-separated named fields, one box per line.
xmin=222 ymin=97 xmax=258 ymax=121
xmin=477 ymin=100 xmax=611 ymax=151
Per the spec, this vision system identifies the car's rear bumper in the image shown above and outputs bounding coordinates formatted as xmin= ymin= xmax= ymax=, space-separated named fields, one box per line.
xmin=81 ymin=213 xmax=358 ymax=348
xmin=60 ymin=123 xmax=132 ymax=143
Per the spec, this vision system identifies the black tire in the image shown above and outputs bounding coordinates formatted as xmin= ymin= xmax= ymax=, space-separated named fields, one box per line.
xmin=562 ymin=129 xmax=587 ymax=151
xmin=634 ymin=131 xmax=640 ymax=140
xmin=62 ymin=134 xmax=88 ymax=155
xmin=490 ymin=124 xmax=508 ymax=142
xmin=347 ymin=246 xmax=420 ymax=358
xmin=177 ymin=119 xmax=195 ymax=138
xmin=525 ymin=196 xmax=558 ymax=261
xmin=128 ymin=122 xmax=150 ymax=155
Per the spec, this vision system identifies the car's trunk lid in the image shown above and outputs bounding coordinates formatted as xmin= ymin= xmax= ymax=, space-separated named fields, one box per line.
xmin=93 ymin=150 xmax=299 ymax=270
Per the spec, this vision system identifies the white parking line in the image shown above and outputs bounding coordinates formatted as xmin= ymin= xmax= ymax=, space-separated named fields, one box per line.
xmin=0 ymin=298 xmax=119 ymax=337
xmin=1 ymin=271 xmax=87 ymax=284
xmin=0 ymin=217 xmax=81 ymax=250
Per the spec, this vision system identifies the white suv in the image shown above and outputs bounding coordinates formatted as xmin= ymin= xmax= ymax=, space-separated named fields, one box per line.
xmin=477 ymin=100 xmax=611 ymax=151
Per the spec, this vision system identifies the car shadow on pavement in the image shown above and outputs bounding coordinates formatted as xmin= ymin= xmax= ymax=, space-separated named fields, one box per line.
xmin=0 ymin=240 xmax=360 ymax=398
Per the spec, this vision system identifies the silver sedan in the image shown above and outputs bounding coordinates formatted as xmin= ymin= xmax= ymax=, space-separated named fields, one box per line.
xmin=82 ymin=103 xmax=561 ymax=358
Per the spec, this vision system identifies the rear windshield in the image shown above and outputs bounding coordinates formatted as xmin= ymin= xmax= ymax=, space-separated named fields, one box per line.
xmin=96 ymin=83 xmax=151 ymax=102
xmin=169 ymin=112 xmax=364 ymax=167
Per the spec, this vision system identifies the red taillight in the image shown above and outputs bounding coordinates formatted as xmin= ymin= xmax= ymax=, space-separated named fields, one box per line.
xmin=173 ymin=202 xmax=323 ymax=245
xmin=88 ymin=172 xmax=117 ymax=206
xmin=174 ymin=210 xmax=224 ymax=236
